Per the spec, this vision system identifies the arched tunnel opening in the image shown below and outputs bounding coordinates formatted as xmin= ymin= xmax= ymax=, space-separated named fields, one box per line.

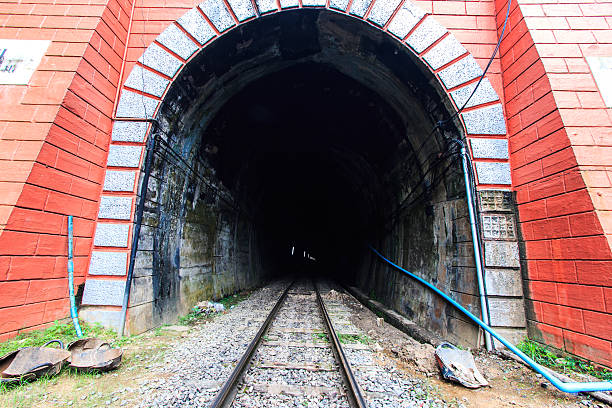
xmin=130 ymin=9 xmax=479 ymax=347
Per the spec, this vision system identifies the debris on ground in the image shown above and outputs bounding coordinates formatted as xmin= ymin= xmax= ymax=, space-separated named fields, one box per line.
xmin=195 ymin=301 xmax=226 ymax=314
xmin=326 ymin=289 xmax=345 ymax=301
xmin=0 ymin=339 xmax=70 ymax=384
xmin=435 ymin=342 xmax=489 ymax=389
xmin=68 ymin=338 xmax=123 ymax=372
xmin=405 ymin=341 xmax=438 ymax=375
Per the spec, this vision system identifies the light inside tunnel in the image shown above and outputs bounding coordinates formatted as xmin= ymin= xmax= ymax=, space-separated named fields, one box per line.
xmin=132 ymin=9 xmax=481 ymax=347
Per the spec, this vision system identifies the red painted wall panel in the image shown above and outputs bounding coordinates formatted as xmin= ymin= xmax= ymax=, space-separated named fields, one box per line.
xmin=0 ymin=0 xmax=132 ymax=338
xmin=495 ymin=0 xmax=612 ymax=366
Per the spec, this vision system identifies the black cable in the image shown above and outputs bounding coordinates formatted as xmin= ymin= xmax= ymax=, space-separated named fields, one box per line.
xmin=157 ymin=138 xmax=232 ymax=202
xmin=382 ymin=148 xmax=462 ymax=232
xmin=152 ymin=142 xmax=244 ymax=214
xmin=152 ymin=140 xmax=249 ymax=216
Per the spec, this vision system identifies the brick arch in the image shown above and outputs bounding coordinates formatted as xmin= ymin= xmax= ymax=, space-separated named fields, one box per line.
xmin=82 ymin=0 xmax=518 ymax=332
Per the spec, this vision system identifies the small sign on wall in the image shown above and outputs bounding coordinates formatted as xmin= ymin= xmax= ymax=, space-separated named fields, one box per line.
xmin=586 ymin=56 xmax=612 ymax=108
xmin=0 ymin=39 xmax=50 ymax=85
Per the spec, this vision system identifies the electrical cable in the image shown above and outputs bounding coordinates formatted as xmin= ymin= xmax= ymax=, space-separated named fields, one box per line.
xmin=153 ymin=138 xmax=256 ymax=222
xmin=153 ymin=142 xmax=239 ymax=211
xmin=382 ymin=143 xmax=462 ymax=232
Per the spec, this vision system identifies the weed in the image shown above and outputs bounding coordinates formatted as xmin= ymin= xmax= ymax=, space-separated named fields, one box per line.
xmin=517 ymin=339 xmax=612 ymax=381
xmin=178 ymin=290 xmax=251 ymax=326
xmin=368 ymin=289 xmax=378 ymax=301
xmin=312 ymin=332 xmax=329 ymax=343
xmin=337 ymin=333 xmax=370 ymax=345
xmin=178 ymin=308 xmax=205 ymax=325
xmin=218 ymin=291 xmax=250 ymax=309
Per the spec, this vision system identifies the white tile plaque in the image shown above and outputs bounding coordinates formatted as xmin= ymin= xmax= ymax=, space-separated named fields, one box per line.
xmin=0 ymin=40 xmax=50 ymax=85
xmin=586 ymin=56 xmax=612 ymax=108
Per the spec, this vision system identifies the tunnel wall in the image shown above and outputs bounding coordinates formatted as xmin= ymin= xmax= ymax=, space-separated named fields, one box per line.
xmin=116 ymin=123 xmax=265 ymax=333
xmin=0 ymin=0 xmax=609 ymax=368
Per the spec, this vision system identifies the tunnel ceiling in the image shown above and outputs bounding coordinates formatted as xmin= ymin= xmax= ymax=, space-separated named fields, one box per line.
xmin=159 ymin=10 xmax=461 ymax=164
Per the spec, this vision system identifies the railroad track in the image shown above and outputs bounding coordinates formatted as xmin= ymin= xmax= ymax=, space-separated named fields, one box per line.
xmin=210 ymin=280 xmax=368 ymax=408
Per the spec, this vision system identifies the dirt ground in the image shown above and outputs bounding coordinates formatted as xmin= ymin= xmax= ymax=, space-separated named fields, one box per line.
xmin=343 ymin=294 xmax=610 ymax=408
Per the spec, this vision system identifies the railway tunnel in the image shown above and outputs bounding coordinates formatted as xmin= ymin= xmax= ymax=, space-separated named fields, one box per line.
xmin=79 ymin=8 xmax=513 ymax=349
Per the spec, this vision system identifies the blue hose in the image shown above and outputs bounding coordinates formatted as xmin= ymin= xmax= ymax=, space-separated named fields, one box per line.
xmin=68 ymin=216 xmax=83 ymax=338
xmin=370 ymin=246 xmax=612 ymax=393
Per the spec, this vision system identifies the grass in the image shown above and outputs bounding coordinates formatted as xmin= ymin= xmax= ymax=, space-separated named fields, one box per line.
xmin=517 ymin=338 xmax=612 ymax=381
xmin=0 ymin=320 xmax=134 ymax=395
xmin=0 ymin=321 xmax=119 ymax=357
xmin=311 ymin=332 xmax=370 ymax=345
xmin=217 ymin=291 xmax=250 ymax=309
xmin=337 ymin=333 xmax=370 ymax=345
xmin=0 ymin=291 xmax=255 ymax=405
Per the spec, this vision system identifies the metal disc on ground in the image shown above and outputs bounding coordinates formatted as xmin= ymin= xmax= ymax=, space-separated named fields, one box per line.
xmin=68 ymin=338 xmax=123 ymax=372
xmin=435 ymin=342 xmax=489 ymax=389
xmin=0 ymin=340 xmax=70 ymax=382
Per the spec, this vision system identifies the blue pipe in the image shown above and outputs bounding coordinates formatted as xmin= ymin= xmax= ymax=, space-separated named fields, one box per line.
xmin=369 ymin=246 xmax=612 ymax=393
xmin=67 ymin=216 xmax=83 ymax=338
xmin=460 ymin=144 xmax=492 ymax=351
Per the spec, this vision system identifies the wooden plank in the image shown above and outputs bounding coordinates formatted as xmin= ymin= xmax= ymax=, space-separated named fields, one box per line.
xmin=256 ymin=361 xmax=335 ymax=371
xmin=271 ymin=327 xmax=325 ymax=334
xmin=263 ymin=339 xmax=369 ymax=350
xmin=251 ymin=383 xmax=342 ymax=396
xmin=262 ymin=340 xmax=330 ymax=348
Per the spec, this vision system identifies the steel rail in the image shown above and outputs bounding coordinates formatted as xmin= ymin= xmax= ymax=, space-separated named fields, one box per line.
xmin=210 ymin=282 xmax=294 ymax=408
xmin=314 ymin=281 xmax=368 ymax=408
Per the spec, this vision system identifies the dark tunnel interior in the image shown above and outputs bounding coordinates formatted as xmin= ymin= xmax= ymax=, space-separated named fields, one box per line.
xmin=198 ymin=63 xmax=420 ymax=280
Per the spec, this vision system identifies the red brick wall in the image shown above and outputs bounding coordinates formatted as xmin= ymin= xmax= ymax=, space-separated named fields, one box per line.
xmin=0 ymin=0 xmax=132 ymax=340
xmin=496 ymin=0 xmax=612 ymax=367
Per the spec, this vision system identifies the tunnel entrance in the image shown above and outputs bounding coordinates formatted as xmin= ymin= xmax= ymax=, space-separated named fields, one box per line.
xmin=127 ymin=9 xmax=480 ymax=346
